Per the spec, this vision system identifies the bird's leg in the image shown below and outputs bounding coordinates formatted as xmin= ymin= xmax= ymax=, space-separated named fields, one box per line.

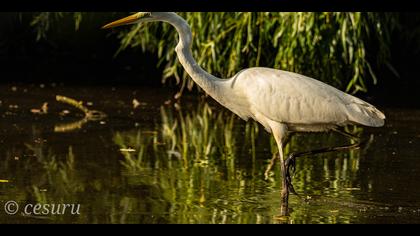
xmin=284 ymin=153 xmax=298 ymax=196
xmin=264 ymin=152 xmax=279 ymax=180
xmin=332 ymin=128 xmax=361 ymax=142
xmin=270 ymin=123 xmax=289 ymax=216
xmin=284 ymin=128 xmax=365 ymax=195
xmin=278 ymin=142 xmax=289 ymax=216
xmin=264 ymin=135 xmax=290 ymax=180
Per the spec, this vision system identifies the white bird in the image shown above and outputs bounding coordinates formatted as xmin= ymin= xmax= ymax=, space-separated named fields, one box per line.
xmin=103 ymin=12 xmax=385 ymax=214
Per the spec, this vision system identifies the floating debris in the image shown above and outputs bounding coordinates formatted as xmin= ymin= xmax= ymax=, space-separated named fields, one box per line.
xmin=56 ymin=95 xmax=107 ymax=120
xmin=344 ymin=187 xmax=361 ymax=191
xmin=133 ymin=99 xmax=147 ymax=109
xmin=54 ymin=96 xmax=108 ymax=132
xmin=59 ymin=110 xmax=71 ymax=116
xmin=133 ymin=99 xmax=141 ymax=109
xmin=119 ymin=148 xmax=136 ymax=153
xmin=42 ymin=102 xmax=49 ymax=113
xmin=56 ymin=95 xmax=90 ymax=114
xmin=54 ymin=119 xmax=88 ymax=133
xmin=30 ymin=102 xmax=48 ymax=114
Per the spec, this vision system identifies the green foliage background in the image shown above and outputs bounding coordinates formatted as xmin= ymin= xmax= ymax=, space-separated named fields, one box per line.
xmin=29 ymin=12 xmax=399 ymax=94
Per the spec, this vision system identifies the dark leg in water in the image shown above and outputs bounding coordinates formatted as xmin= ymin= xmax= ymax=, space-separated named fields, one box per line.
xmin=284 ymin=129 xmax=364 ymax=195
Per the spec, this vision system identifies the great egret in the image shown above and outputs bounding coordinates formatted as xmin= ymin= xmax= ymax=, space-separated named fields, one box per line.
xmin=103 ymin=12 xmax=385 ymax=215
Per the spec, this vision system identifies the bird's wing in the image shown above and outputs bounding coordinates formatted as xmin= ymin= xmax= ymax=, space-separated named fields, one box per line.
xmin=234 ymin=67 xmax=355 ymax=126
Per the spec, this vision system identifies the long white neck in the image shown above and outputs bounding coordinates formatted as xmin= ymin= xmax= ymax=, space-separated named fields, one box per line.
xmin=160 ymin=13 xmax=226 ymax=101
xmin=154 ymin=13 xmax=251 ymax=120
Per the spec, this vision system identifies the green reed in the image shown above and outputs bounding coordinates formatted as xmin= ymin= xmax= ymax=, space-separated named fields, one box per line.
xmin=116 ymin=12 xmax=398 ymax=94
xmin=26 ymin=145 xmax=83 ymax=202
xmin=27 ymin=12 xmax=399 ymax=94
xmin=160 ymin=102 xmax=236 ymax=163
xmin=113 ymin=130 xmax=154 ymax=172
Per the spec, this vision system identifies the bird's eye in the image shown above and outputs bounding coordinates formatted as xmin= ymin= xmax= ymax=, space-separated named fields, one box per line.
xmin=136 ymin=12 xmax=152 ymax=19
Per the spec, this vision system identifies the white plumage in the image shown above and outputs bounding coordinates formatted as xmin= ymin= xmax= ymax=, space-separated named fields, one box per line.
xmin=221 ymin=67 xmax=385 ymax=133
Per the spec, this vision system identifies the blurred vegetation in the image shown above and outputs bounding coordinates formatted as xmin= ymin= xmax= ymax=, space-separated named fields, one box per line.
xmin=25 ymin=12 xmax=401 ymax=94
xmin=0 ymin=100 xmax=371 ymax=223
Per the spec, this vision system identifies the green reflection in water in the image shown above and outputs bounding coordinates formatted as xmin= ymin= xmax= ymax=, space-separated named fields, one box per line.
xmin=0 ymin=100 xmax=391 ymax=224
xmin=111 ymin=101 xmax=368 ymax=223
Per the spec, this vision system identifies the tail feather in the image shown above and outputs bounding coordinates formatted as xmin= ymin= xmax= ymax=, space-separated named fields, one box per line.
xmin=346 ymin=98 xmax=385 ymax=127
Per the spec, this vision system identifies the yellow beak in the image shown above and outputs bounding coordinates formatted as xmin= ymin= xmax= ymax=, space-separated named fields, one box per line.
xmin=102 ymin=13 xmax=140 ymax=29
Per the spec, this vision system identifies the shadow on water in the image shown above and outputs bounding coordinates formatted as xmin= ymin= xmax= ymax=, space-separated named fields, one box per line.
xmin=1 ymin=84 xmax=420 ymax=223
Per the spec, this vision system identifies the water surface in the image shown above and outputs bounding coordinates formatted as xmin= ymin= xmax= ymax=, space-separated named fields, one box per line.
xmin=0 ymin=84 xmax=419 ymax=224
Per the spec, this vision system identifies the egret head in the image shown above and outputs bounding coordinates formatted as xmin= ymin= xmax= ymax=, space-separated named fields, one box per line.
xmin=102 ymin=12 xmax=171 ymax=29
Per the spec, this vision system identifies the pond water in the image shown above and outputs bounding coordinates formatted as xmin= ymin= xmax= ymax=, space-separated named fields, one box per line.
xmin=0 ymin=83 xmax=420 ymax=224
